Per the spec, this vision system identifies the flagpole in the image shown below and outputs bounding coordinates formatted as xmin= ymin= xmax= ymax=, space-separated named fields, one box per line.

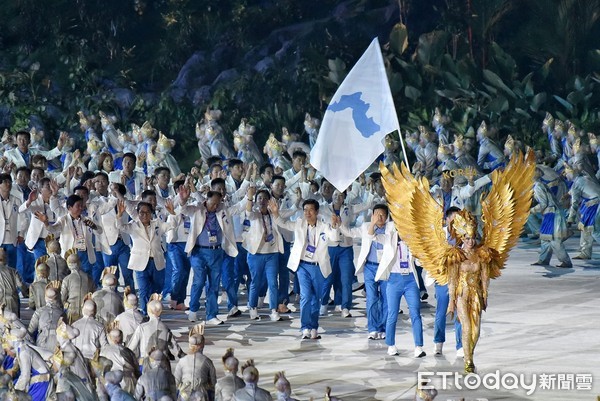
xmin=397 ymin=127 xmax=409 ymax=165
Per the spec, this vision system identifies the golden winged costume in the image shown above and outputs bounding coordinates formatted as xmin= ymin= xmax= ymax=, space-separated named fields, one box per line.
xmin=381 ymin=150 xmax=535 ymax=372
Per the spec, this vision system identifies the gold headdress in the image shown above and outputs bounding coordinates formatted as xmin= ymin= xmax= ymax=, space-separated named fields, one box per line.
xmin=158 ymin=132 xmax=175 ymax=149
xmin=588 ymin=133 xmax=597 ymax=147
xmin=101 ymin=266 xmax=117 ymax=280
xmin=504 ymin=135 xmax=515 ymax=152
xmin=189 ymin=322 xmax=205 ymax=337
xmin=432 ymin=107 xmax=443 ymax=126
xmin=64 ymin=248 xmax=78 ymax=260
xmin=149 ymin=293 xmax=162 ymax=302
xmin=266 ymin=133 xmax=283 ymax=153
xmin=477 ymin=121 xmax=488 ymax=137
xmin=46 ymin=280 xmax=61 ymax=291
xmin=453 ymin=135 xmax=464 ymax=151
xmin=106 ymin=320 xmax=120 ymax=333
xmin=572 ymin=138 xmax=582 ymax=154
xmin=543 ymin=112 xmax=554 ymax=128
xmin=449 ymin=210 xmax=478 ymax=240
xmin=438 ymin=144 xmax=453 ymax=156
xmin=554 ymin=120 xmax=565 ymax=133
xmin=78 ymin=111 xmax=91 ymax=130
xmin=140 ymin=121 xmax=154 ymax=138
xmin=123 ymin=286 xmax=137 ymax=309
xmin=35 ymin=256 xmax=49 ymax=275
xmin=568 ymin=124 xmax=577 ymax=139
xmin=563 ymin=164 xmax=575 ymax=177
xmin=99 ymin=111 xmax=111 ymax=126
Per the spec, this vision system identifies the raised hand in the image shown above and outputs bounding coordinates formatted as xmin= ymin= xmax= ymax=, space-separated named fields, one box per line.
xmin=165 ymin=199 xmax=176 ymax=215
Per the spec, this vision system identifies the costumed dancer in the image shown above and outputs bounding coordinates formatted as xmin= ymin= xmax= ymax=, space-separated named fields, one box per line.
xmin=381 ymin=150 xmax=536 ymax=372
xmin=530 ymin=168 xmax=572 ymax=267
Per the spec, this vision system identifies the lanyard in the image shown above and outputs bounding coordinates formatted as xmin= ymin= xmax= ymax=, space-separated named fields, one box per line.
xmin=306 ymin=225 xmax=318 ymax=247
xmin=72 ymin=217 xmax=83 ymax=238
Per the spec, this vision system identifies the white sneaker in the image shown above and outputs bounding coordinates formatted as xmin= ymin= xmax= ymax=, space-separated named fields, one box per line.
xmin=269 ymin=310 xmax=281 ymax=322
xmin=378 ymin=332 xmax=386 ymax=340
xmin=341 ymin=308 xmax=352 ymax=318
xmin=257 ymin=297 xmax=265 ymax=308
xmin=310 ymin=329 xmax=321 ymax=339
xmin=188 ymin=311 xmax=198 ymax=322
xmin=434 ymin=342 xmax=443 ymax=355
xmin=319 ymin=305 xmax=327 ymax=316
xmin=456 ymin=347 xmax=464 ymax=358
xmin=228 ymin=306 xmax=242 ymax=317
xmin=301 ymin=329 xmax=310 ymax=339
xmin=249 ymin=308 xmax=260 ymax=320
xmin=387 ymin=346 xmax=399 ymax=356
xmin=414 ymin=346 xmax=426 ymax=358
xmin=207 ymin=317 xmax=224 ymax=326
xmin=368 ymin=331 xmax=378 ymax=340
xmin=334 ymin=305 xmax=342 ymax=312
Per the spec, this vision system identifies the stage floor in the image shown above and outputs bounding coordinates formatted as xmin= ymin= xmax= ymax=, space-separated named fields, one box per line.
xmin=20 ymin=235 xmax=600 ymax=400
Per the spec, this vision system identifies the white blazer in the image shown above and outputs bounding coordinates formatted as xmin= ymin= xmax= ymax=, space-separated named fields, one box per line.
xmin=242 ymin=210 xmax=284 ymax=255
xmin=19 ymin=198 xmax=56 ymax=249
xmin=47 ymin=213 xmax=103 ymax=264
xmin=108 ymin=170 xmax=147 ymax=199
xmin=181 ymin=203 xmax=238 ymax=257
xmin=274 ymin=217 xmax=336 ymax=278
xmin=4 ymin=147 xmax=62 ymax=169
xmin=340 ymin=221 xmax=398 ymax=279
xmin=0 ymin=194 xmax=23 ymax=246
xmin=377 ymin=240 xmax=421 ymax=285
xmin=117 ymin=217 xmax=177 ymax=271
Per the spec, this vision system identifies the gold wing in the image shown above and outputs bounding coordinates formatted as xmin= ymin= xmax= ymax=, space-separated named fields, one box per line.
xmin=481 ymin=149 xmax=536 ymax=278
xmin=380 ymin=161 xmax=453 ymax=284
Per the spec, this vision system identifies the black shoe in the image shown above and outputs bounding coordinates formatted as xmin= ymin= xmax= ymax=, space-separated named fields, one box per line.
xmin=530 ymin=261 xmax=548 ymax=266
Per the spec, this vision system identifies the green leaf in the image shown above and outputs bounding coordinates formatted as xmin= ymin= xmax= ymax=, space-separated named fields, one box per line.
xmin=435 ymin=89 xmax=460 ymax=99
xmin=487 ymin=95 xmax=509 ymax=114
xmin=530 ymin=92 xmax=547 ymax=112
xmin=553 ymin=95 xmax=574 ymax=113
xmin=566 ymin=91 xmax=584 ymax=106
xmin=389 ymin=23 xmax=408 ymax=57
xmin=483 ymin=69 xmax=516 ymax=98
xmin=404 ymin=85 xmax=422 ymax=101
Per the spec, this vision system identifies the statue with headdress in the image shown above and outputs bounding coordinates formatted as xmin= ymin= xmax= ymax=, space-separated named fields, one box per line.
xmin=0 ymin=248 xmax=26 ymax=318
xmin=43 ymin=235 xmax=69 ymax=282
xmin=61 ymin=250 xmax=96 ymax=324
xmin=542 ymin=112 xmax=561 ymax=165
xmin=304 ymin=112 xmax=320 ymax=148
xmin=476 ymin=121 xmax=506 ymax=171
xmin=133 ymin=349 xmax=177 ymax=401
xmin=273 ymin=372 xmax=300 ymax=401
xmin=27 ymin=281 xmax=66 ymax=353
xmin=263 ymin=133 xmax=291 ymax=173
xmin=409 ymin=126 xmax=437 ymax=180
xmin=568 ymin=137 xmax=596 ymax=179
xmin=50 ymin=345 xmax=98 ymax=401
xmin=174 ymin=322 xmax=216 ymax=401
xmin=431 ymin=107 xmax=451 ymax=145
xmin=214 ymin=348 xmax=244 ymax=401
xmin=146 ymin=132 xmax=182 ymax=177
xmin=383 ymin=134 xmax=401 ymax=167
xmin=233 ymin=118 xmax=263 ymax=166
xmin=100 ymin=321 xmax=140 ymax=396
xmin=529 ymin=166 xmax=572 ymax=268
xmin=564 ymin=163 xmax=600 ymax=260
xmin=126 ymin=294 xmax=184 ymax=373
xmin=196 ymin=107 xmax=226 ymax=162
xmin=281 ymin=127 xmax=310 ymax=159
xmin=231 ymin=360 xmax=272 ymax=401
xmin=28 ymin=262 xmax=49 ymax=311
xmin=55 ymin=318 xmax=94 ymax=392
xmin=71 ymin=296 xmax=109 ymax=360
xmin=113 ymin=287 xmax=144 ymax=345
xmin=8 ymin=327 xmax=52 ymax=401
xmin=92 ymin=267 xmax=124 ymax=324
xmin=98 ymin=111 xmax=123 ymax=156
xmin=381 ymin=149 xmax=536 ymax=372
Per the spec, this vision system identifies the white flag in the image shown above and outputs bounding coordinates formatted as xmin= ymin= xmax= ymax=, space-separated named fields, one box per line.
xmin=310 ymin=38 xmax=400 ymax=192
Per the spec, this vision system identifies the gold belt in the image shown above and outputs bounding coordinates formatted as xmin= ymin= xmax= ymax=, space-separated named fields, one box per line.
xmin=30 ymin=373 xmax=50 ymax=384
